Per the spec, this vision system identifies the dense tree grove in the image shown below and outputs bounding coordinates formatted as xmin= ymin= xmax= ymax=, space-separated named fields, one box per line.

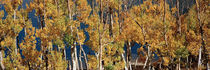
xmin=0 ymin=0 xmax=209 ymax=70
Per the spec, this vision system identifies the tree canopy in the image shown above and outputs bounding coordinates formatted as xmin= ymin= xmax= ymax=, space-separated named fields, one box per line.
xmin=0 ymin=0 xmax=209 ymax=70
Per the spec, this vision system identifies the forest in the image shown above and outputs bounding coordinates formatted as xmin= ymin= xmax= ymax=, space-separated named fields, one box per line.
xmin=0 ymin=0 xmax=209 ymax=70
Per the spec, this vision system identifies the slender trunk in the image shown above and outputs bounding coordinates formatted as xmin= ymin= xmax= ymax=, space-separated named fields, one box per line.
xmin=177 ymin=63 xmax=178 ymax=70
xmin=196 ymin=0 xmax=207 ymax=69
xmin=14 ymin=9 xmax=18 ymax=55
xmin=126 ymin=42 xmax=129 ymax=69
xmin=177 ymin=0 xmax=181 ymax=33
xmin=148 ymin=45 xmax=150 ymax=70
xmin=79 ymin=47 xmax=83 ymax=70
xmin=0 ymin=51 xmax=5 ymax=70
xmin=135 ymin=21 xmax=146 ymax=43
xmin=129 ymin=62 xmax=132 ymax=70
xmin=81 ymin=46 xmax=88 ymax=70
xmin=134 ymin=57 xmax=139 ymax=69
xmin=121 ymin=54 xmax=128 ymax=70
xmin=143 ymin=56 xmax=148 ymax=69
xmin=67 ymin=0 xmax=72 ymax=21
xmin=149 ymin=55 xmax=151 ymax=70
xmin=64 ymin=48 xmax=66 ymax=60
xmin=71 ymin=43 xmax=79 ymax=70
xmin=198 ymin=47 xmax=202 ymax=68
xmin=71 ymin=45 xmax=76 ymax=70
xmin=76 ymin=24 xmax=83 ymax=70
xmin=118 ymin=1 xmax=128 ymax=69
xmin=129 ymin=42 xmax=132 ymax=70
xmin=118 ymin=1 xmax=127 ymax=69
xmin=14 ymin=9 xmax=19 ymax=70
xmin=67 ymin=0 xmax=74 ymax=69
xmin=14 ymin=9 xmax=16 ymax=21
xmin=143 ymin=43 xmax=151 ymax=69
xmin=74 ymin=42 xmax=79 ymax=69
xmin=109 ymin=8 xmax=113 ymax=37
xmin=72 ymin=52 xmax=76 ymax=70
xmin=163 ymin=1 xmax=169 ymax=69
xmin=160 ymin=0 xmax=169 ymax=68
xmin=111 ymin=13 xmax=113 ymax=37
xmin=40 ymin=46 xmax=43 ymax=68
xmin=163 ymin=0 xmax=168 ymax=47
xmin=99 ymin=0 xmax=103 ymax=69
xmin=98 ymin=19 xmax=103 ymax=70
xmin=126 ymin=42 xmax=131 ymax=70
xmin=68 ymin=60 xmax=71 ymax=70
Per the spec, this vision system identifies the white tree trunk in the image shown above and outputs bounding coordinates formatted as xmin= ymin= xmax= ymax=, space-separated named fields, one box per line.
xmin=64 ymin=48 xmax=66 ymax=60
xmin=79 ymin=48 xmax=83 ymax=70
xmin=14 ymin=10 xmax=16 ymax=21
xmin=176 ymin=58 xmax=178 ymax=70
xmin=81 ymin=47 xmax=88 ymax=70
xmin=99 ymin=0 xmax=103 ymax=69
xmin=110 ymin=14 xmax=113 ymax=37
xmin=144 ymin=44 xmax=150 ymax=69
xmin=128 ymin=42 xmax=132 ymax=70
xmin=14 ymin=9 xmax=18 ymax=70
xmin=135 ymin=57 xmax=139 ymax=69
xmin=144 ymin=56 xmax=148 ymax=69
xmin=74 ymin=43 xmax=79 ymax=70
xmin=129 ymin=63 xmax=132 ymax=70
xmin=0 ymin=51 xmax=5 ymax=70
xmin=14 ymin=9 xmax=18 ymax=55
xmin=99 ymin=45 xmax=103 ymax=70
xmin=72 ymin=56 xmax=76 ymax=70
xmin=121 ymin=54 xmax=128 ymax=70
xmin=67 ymin=0 xmax=72 ymax=21
xmin=198 ymin=47 xmax=202 ymax=68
